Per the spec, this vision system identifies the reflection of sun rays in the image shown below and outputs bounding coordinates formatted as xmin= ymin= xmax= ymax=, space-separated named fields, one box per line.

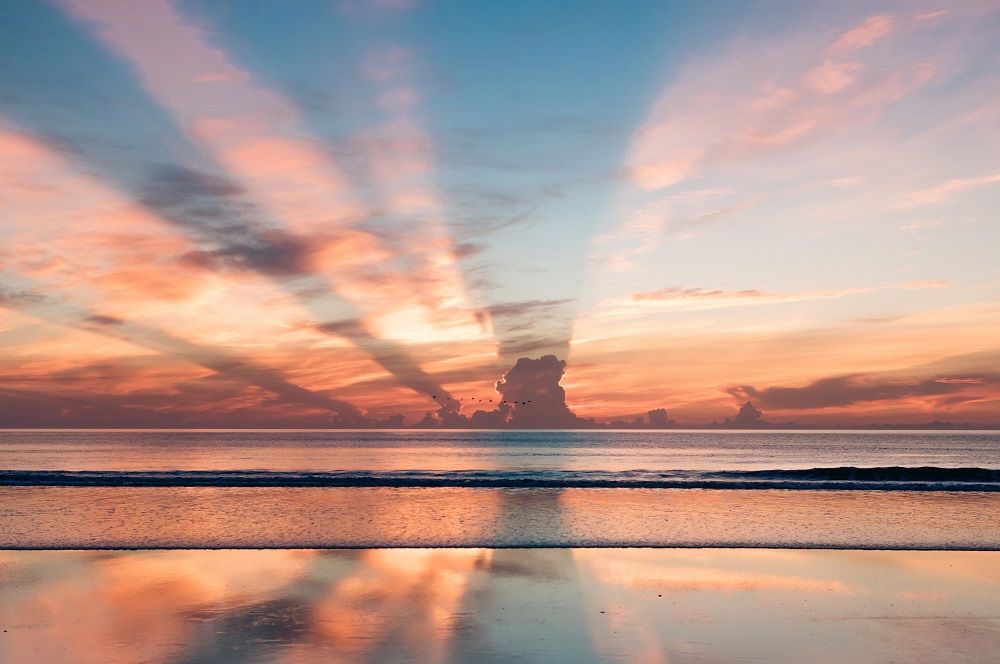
xmin=0 ymin=550 xmax=316 ymax=664
xmin=574 ymin=552 xmax=855 ymax=594
xmin=310 ymin=549 xmax=489 ymax=660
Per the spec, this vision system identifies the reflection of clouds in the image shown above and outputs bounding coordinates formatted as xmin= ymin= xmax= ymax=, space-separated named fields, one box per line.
xmin=3 ymin=549 xmax=1000 ymax=663
xmin=103 ymin=550 xmax=314 ymax=605
xmin=882 ymin=550 xmax=1000 ymax=586
xmin=574 ymin=549 xmax=862 ymax=595
xmin=311 ymin=549 xmax=486 ymax=661
xmin=0 ymin=550 xmax=314 ymax=664
xmin=582 ymin=561 xmax=855 ymax=594
xmin=571 ymin=549 xmax=1000 ymax=664
xmin=0 ymin=549 xmax=487 ymax=663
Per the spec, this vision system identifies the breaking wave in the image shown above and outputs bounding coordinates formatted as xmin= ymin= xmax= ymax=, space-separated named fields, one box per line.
xmin=3 ymin=466 xmax=999 ymax=491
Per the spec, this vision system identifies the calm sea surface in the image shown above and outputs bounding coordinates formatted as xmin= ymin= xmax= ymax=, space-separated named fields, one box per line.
xmin=2 ymin=429 xmax=999 ymax=549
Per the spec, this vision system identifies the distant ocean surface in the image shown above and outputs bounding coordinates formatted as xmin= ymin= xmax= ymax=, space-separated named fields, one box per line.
xmin=2 ymin=429 xmax=999 ymax=549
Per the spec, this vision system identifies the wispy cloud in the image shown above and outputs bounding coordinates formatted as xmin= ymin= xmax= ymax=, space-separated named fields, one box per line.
xmin=623 ymin=281 xmax=948 ymax=312
xmin=896 ymin=173 xmax=1000 ymax=208
xmin=626 ymin=12 xmax=938 ymax=191
xmin=830 ymin=14 xmax=895 ymax=52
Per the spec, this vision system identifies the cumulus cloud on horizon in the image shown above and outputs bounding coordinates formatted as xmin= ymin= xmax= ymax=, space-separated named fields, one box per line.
xmin=417 ymin=354 xmax=590 ymax=428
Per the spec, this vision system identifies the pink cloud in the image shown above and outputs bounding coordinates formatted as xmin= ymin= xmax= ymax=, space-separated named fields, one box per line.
xmin=621 ymin=280 xmax=949 ymax=311
xmin=896 ymin=173 xmax=1000 ymax=208
xmin=802 ymin=60 xmax=864 ymax=94
xmin=831 ymin=15 xmax=895 ymax=52
xmin=915 ymin=10 xmax=949 ymax=22
xmin=0 ymin=128 xmax=209 ymax=305
xmin=625 ymin=13 xmax=937 ymax=190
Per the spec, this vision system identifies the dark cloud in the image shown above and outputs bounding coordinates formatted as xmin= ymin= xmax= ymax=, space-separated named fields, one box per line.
xmin=143 ymin=165 xmax=313 ymax=276
xmin=82 ymin=314 xmax=123 ymax=326
xmin=494 ymin=355 xmax=586 ymax=428
xmin=708 ymin=401 xmax=771 ymax=428
xmin=647 ymin=408 xmax=670 ymax=427
xmin=179 ymin=235 xmax=310 ymax=276
xmin=729 ymin=372 xmax=1000 ymax=409
xmin=316 ymin=318 xmax=365 ymax=336
xmin=731 ymin=401 xmax=763 ymax=424
xmin=140 ymin=163 xmax=246 ymax=213
xmin=452 ymin=242 xmax=486 ymax=259
xmin=0 ymin=285 xmax=44 ymax=306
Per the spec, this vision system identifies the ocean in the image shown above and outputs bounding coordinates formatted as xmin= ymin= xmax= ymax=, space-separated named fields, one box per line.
xmin=2 ymin=429 xmax=999 ymax=549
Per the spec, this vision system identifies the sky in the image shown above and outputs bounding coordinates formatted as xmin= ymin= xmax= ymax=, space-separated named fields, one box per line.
xmin=0 ymin=0 xmax=998 ymax=427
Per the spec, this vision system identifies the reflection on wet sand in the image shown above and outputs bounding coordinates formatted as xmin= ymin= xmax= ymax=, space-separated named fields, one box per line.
xmin=2 ymin=548 xmax=999 ymax=663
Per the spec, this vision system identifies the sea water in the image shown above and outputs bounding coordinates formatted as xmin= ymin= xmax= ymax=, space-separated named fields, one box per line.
xmin=2 ymin=429 xmax=999 ymax=549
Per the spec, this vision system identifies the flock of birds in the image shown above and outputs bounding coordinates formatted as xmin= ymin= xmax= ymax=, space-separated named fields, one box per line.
xmin=432 ymin=395 xmax=533 ymax=406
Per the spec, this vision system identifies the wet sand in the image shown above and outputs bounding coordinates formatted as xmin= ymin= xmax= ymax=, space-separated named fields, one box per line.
xmin=2 ymin=548 xmax=999 ymax=663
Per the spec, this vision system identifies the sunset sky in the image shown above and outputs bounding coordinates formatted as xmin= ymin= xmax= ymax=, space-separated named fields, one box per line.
xmin=1 ymin=0 xmax=998 ymax=427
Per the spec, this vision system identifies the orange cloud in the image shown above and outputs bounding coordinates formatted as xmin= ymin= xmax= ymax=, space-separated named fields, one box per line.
xmin=0 ymin=127 xmax=209 ymax=307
